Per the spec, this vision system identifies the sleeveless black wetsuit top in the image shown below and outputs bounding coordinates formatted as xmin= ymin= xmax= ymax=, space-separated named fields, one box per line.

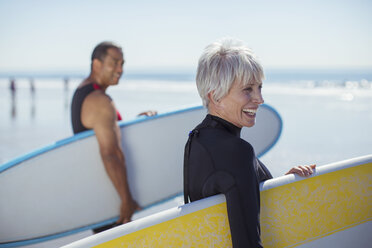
xmin=184 ymin=114 xmax=273 ymax=248
xmin=71 ymin=83 xmax=122 ymax=134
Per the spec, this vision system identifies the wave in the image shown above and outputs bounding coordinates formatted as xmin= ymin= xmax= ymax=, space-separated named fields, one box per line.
xmin=1 ymin=77 xmax=372 ymax=97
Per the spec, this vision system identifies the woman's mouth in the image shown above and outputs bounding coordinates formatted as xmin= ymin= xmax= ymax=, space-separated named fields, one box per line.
xmin=242 ymin=108 xmax=257 ymax=116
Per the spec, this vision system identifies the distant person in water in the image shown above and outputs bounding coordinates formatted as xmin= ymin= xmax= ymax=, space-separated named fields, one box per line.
xmin=71 ymin=41 xmax=156 ymax=231
xmin=64 ymin=77 xmax=69 ymax=92
xmin=183 ymin=37 xmax=315 ymax=248
xmin=9 ymin=78 xmax=16 ymax=96
xmin=29 ymin=78 xmax=36 ymax=118
xmin=29 ymin=78 xmax=35 ymax=94
xmin=9 ymin=78 xmax=16 ymax=118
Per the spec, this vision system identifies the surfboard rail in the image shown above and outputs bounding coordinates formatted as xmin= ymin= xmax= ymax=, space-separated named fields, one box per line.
xmin=0 ymin=105 xmax=203 ymax=174
xmin=61 ymin=154 xmax=372 ymax=248
xmin=0 ymin=104 xmax=282 ymax=173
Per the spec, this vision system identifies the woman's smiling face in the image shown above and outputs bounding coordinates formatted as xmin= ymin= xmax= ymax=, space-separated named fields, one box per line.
xmin=213 ymin=80 xmax=264 ymax=128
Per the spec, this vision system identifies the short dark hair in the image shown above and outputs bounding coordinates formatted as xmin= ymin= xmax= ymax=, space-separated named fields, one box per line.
xmin=91 ymin=41 xmax=122 ymax=62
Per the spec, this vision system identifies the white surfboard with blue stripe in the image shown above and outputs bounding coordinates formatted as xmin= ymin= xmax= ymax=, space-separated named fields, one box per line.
xmin=0 ymin=104 xmax=282 ymax=247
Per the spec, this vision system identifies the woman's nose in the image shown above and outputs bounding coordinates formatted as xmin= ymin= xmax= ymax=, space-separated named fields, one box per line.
xmin=253 ymin=89 xmax=264 ymax=105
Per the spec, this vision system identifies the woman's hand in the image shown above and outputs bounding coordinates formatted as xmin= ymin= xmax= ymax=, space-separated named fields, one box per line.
xmin=285 ymin=164 xmax=316 ymax=177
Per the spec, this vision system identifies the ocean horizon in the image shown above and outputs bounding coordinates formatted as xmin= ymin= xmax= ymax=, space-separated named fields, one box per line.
xmin=1 ymin=67 xmax=372 ymax=81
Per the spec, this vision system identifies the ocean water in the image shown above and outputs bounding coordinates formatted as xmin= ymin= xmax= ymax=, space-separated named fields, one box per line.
xmin=1 ymin=70 xmax=371 ymax=176
xmin=0 ymin=70 xmax=372 ymax=246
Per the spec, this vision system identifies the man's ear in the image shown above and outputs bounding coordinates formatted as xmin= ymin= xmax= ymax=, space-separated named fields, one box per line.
xmin=92 ymin=58 xmax=102 ymax=73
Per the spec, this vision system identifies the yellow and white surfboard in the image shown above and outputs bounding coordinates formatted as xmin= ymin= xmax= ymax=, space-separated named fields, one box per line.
xmin=63 ymin=154 xmax=372 ymax=248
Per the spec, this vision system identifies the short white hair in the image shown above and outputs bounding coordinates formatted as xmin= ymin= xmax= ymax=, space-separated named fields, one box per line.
xmin=196 ymin=37 xmax=264 ymax=107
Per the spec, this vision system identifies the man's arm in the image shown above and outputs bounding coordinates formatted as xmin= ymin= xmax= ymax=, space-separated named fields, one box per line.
xmin=82 ymin=91 xmax=138 ymax=224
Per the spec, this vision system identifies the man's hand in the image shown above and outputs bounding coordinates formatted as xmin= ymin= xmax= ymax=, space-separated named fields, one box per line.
xmin=117 ymin=200 xmax=141 ymax=224
xmin=137 ymin=110 xmax=157 ymax=117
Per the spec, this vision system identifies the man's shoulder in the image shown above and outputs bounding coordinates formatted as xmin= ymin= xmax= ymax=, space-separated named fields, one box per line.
xmin=82 ymin=90 xmax=116 ymax=124
xmin=85 ymin=90 xmax=112 ymax=107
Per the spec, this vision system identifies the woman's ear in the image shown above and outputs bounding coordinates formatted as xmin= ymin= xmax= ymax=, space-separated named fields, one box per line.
xmin=207 ymin=91 xmax=219 ymax=106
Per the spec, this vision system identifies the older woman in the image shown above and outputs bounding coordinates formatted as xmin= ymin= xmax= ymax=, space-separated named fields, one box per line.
xmin=183 ymin=38 xmax=315 ymax=248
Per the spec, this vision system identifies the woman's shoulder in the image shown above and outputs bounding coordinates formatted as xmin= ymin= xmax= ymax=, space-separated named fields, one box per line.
xmin=197 ymin=127 xmax=254 ymax=153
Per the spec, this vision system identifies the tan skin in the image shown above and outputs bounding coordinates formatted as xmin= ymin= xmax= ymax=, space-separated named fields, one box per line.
xmin=79 ymin=48 xmax=156 ymax=224
xmin=208 ymin=79 xmax=316 ymax=177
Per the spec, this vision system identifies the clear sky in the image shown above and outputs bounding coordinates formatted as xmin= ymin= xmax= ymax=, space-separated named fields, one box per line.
xmin=0 ymin=0 xmax=371 ymax=73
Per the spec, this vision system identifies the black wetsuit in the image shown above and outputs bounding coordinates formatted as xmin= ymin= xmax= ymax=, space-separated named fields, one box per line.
xmin=184 ymin=114 xmax=273 ymax=248
xmin=71 ymin=83 xmax=122 ymax=134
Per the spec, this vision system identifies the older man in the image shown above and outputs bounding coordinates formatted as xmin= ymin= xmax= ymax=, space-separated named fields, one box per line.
xmin=71 ymin=42 xmax=156 ymax=230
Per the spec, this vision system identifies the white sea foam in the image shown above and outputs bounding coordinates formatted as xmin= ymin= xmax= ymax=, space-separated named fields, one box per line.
xmin=117 ymin=80 xmax=197 ymax=92
xmin=263 ymin=82 xmax=372 ymax=98
xmin=2 ymin=76 xmax=372 ymax=95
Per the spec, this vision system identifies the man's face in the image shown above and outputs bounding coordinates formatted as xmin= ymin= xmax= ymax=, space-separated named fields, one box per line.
xmin=98 ymin=48 xmax=124 ymax=86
